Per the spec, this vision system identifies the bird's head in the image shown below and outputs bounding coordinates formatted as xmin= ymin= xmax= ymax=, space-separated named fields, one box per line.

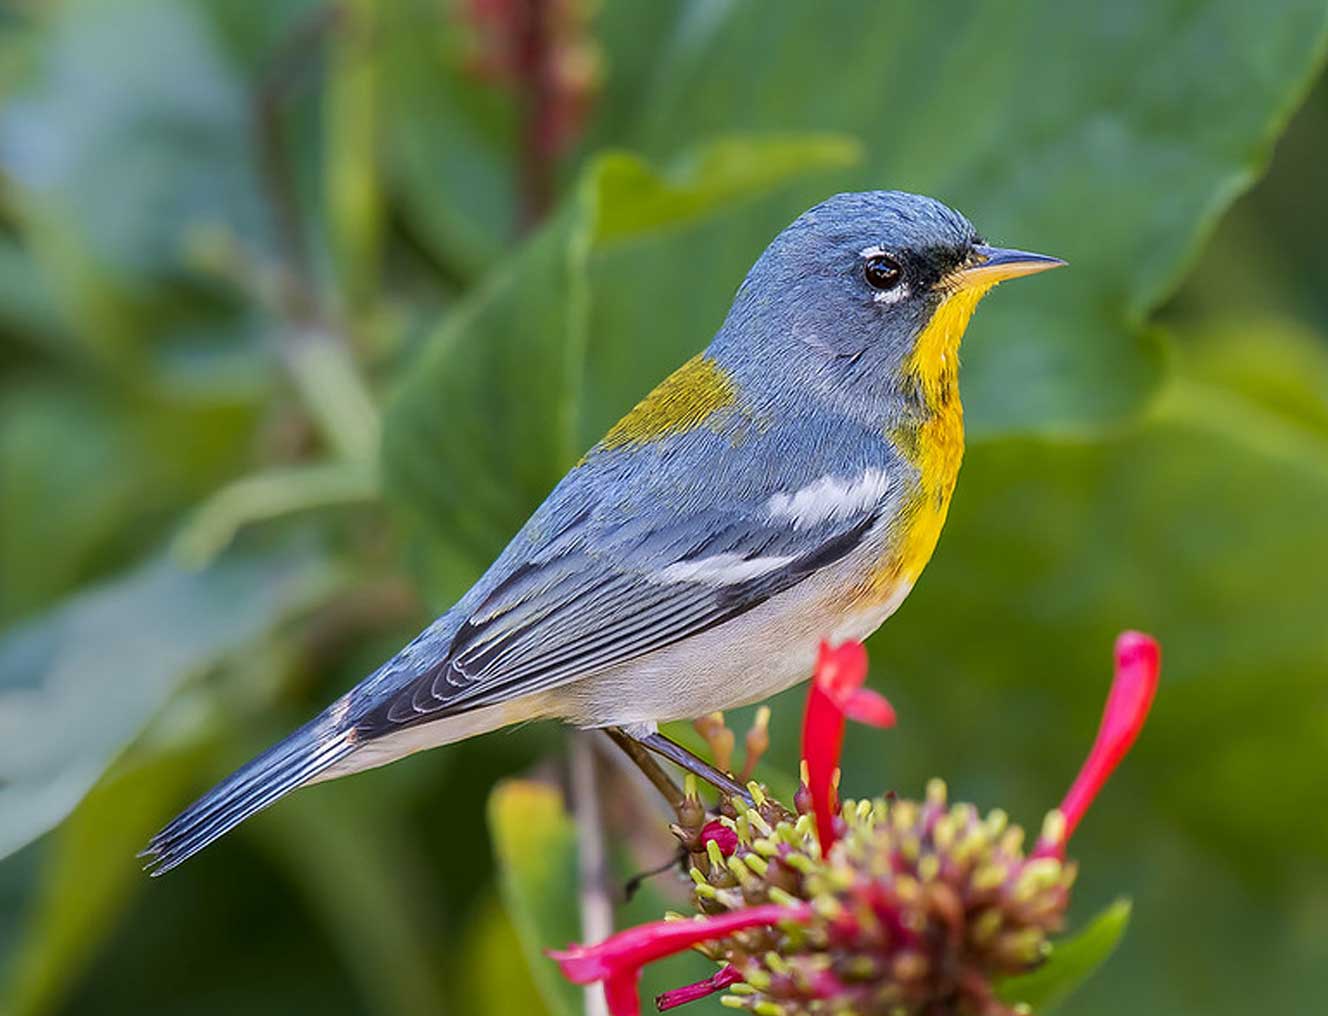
xmin=713 ymin=190 xmax=1063 ymax=416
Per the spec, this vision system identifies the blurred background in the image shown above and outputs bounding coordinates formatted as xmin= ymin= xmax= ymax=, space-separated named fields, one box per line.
xmin=2 ymin=1 xmax=1327 ymax=1014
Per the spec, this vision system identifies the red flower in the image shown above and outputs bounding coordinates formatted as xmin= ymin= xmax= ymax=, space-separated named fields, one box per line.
xmin=800 ymin=640 xmax=896 ymax=853
xmin=1037 ymin=631 xmax=1161 ymax=856
xmin=549 ymin=904 xmax=813 ymax=1016
xmin=552 ymin=630 xmax=1160 ymax=1014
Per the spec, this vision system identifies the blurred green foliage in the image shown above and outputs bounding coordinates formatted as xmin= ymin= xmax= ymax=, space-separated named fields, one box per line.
xmin=1 ymin=1 xmax=1327 ymax=1014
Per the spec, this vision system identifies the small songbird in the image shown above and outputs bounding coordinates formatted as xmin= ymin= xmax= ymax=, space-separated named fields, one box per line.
xmin=143 ymin=190 xmax=1062 ymax=874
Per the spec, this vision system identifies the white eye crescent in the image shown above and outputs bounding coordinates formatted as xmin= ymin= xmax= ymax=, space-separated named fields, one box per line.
xmin=872 ymin=282 xmax=911 ymax=304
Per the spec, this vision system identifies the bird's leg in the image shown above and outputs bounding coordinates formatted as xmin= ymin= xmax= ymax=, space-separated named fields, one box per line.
xmin=602 ymin=727 xmax=685 ymax=810
xmin=626 ymin=727 xmax=754 ymax=802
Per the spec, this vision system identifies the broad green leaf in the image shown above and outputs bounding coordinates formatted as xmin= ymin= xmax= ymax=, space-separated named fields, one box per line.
xmin=455 ymin=896 xmax=552 ymax=1016
xmin=587 ymin=0 xmax=1328 ymax=437
xmin=592 ymin=135 xmax=861 ymax=244
xmin=0 ymin=384 xmax=151 ymax=622
xmin=383 ymin=136 xmax=861 ymax=573
xmin=253 ymin=779 xmax=452 ymax=1016
xmin=1179 ymin=317 xmax=1328 ymax=438
xmin=1 ymin=742 xmax=210 ymax=1016
xmin=0 ymin=548 xmax=334 ymax=860
xmin=378 ymin=0 xmax=520 ymax=276
xmin=0 ymin=0 xmax=267 ymax=360
xmin=324 ymin=0 xmax=386 ymax=322
xmin=173 ymin=460 xmax=380 ymax=568
xmin=0 ymin=236 xmax=68 ymax=356
xmin=383 ymin=194 xmax=593 ymax=575
xmin=1169 ymin=76 xmax=1328 ymax=335
xmin=0 ymin=367 xmax=270 ymax=627
xmin=488 ymin=779 xmax=582 ymax=1016
xmin=997 ymin=899 xmax=1132 ymax=1013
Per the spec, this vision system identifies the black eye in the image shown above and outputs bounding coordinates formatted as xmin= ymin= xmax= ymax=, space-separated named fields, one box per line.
xmin=863 ymin=253 xmax=902 ymax=291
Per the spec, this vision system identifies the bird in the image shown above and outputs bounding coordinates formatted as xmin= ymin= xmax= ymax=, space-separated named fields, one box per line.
xmin=142 ymin=190 xmax=1063 ymax=875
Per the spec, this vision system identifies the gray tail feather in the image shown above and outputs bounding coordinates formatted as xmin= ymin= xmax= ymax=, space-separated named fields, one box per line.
xmin=140 ymin=714 xmax=356 ymax=876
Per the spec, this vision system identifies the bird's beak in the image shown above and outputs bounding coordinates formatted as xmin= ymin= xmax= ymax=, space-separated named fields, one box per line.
xmin=950 ymin=244 xmax=1066 ymax=289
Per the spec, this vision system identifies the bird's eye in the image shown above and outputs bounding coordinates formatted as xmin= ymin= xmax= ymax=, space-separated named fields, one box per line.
xmin=863 ymin=253 xmax=902 ymax=291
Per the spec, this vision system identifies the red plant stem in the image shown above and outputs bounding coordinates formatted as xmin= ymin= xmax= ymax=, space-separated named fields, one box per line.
xmin=513 ymin=0 xmax=555 ymax=228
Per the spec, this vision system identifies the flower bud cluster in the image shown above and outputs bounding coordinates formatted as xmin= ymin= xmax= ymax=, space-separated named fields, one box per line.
xmin=673 ymin=779 xmax=1074 ymax=1015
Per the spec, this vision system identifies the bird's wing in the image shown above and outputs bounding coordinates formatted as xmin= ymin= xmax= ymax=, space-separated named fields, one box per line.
xmin=360 ymin=478 xmax=892 ymax=733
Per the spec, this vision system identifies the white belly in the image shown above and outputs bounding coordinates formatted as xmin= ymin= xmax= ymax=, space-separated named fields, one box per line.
xmin=548 ymin=569 xmax=914 ymax=726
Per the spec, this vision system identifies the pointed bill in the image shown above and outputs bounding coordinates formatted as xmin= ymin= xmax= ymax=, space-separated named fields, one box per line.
xmin=953 ymin=244 xmax=1067 ymax=288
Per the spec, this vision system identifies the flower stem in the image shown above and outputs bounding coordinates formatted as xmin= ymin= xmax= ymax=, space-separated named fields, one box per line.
xmin=572 ymin=732 xmax=612 ymax=1016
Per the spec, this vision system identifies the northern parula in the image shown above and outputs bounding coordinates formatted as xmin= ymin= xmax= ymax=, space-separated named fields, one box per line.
xmin=144 ymin=190 xmax=1062 ymax=873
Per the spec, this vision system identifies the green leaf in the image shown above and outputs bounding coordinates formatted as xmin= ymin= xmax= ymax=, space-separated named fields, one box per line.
xmin=252 ymin=780 xmax=452 ymax=1016
xmin=0 ymin=370 xmax=263 ymax=623
xmin=324 ymin=0 xmax=386 ymax=322
xmin=378 ymin=0 xmax=520 ymax=276
xmin=488 ymin=779 xmax=582 ymax=1016
xmin=1179 ymin=316 xmax=1328 ymax=439
xmin=997 ymin=899 xmax=1132 ymax=1013
xmin=1 ymin=742 xmax=211 ymax=1016
xmin=0 ymin=384 xmax=150 ymax=622
xmin=382 ymin=136 xmax=860 ymax=572
xmin=591 ymin=135 xmax=861 ymax=244
xmin=0 ymin=236 xmax=68 ymax=356
xmin=0 ymin=0 xmax=268 ymax=360
xmin=383 ymin=194 xmax=593 ymax=575
xmin=0 ymin=548 xmax=334 ymax=860
xmin=455 ymin=896 xmax=553 ymax=1016
xmin=173 ymin=461 xmax=380 ymax=568
xmin=593 ymin=0 xmax=1328 ymax=436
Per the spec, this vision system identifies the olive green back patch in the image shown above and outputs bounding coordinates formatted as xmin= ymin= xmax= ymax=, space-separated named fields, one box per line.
xmin=601 ymin=354 xmax=738 ymax=449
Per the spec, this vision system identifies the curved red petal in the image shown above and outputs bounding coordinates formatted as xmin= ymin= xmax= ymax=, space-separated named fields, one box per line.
xmin=802 ymin=679 xmax=845 ymax=853
xmin=803 ymin=640 xmax=885 ymax=853
xmin=842 ymin=688 xmax=897 ymax=728
xmin=813 ymin=639 xmax=869 ymax=702
xmin=550 ymin=903 xmax=812 ymax=987
xmin=605 ymin=972 xmax=643 ymax=1016
xmin=1056 ymin=630 xmax=1161 ymax=843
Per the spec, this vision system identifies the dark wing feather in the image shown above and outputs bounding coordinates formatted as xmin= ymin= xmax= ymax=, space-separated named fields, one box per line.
xmin=360 ymin=504 xmax=881 ymax=736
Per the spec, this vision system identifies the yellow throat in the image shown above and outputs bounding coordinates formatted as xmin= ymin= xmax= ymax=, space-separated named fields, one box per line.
xmin=861 ymin=281 xmax=996 ymax=601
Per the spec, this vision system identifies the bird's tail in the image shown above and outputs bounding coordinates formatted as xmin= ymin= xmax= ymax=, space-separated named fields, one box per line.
xmin=140 ymin=708 xmax=356 ymax=876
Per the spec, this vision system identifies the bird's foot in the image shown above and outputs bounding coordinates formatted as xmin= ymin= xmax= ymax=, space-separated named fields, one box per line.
xmin=634 ymin=730 xmax=754 ymax=803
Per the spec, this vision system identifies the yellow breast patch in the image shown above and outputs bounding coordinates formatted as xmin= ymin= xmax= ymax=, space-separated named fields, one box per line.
xmin=600 ymin=354 xmax=738 ymax=450
xmin=855 ymin=282 xmax=993 ymax=605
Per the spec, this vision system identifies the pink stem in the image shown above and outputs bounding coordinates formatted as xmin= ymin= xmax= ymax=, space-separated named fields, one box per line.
xmin=655 ymin=965 xmax=743 ymax=1011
